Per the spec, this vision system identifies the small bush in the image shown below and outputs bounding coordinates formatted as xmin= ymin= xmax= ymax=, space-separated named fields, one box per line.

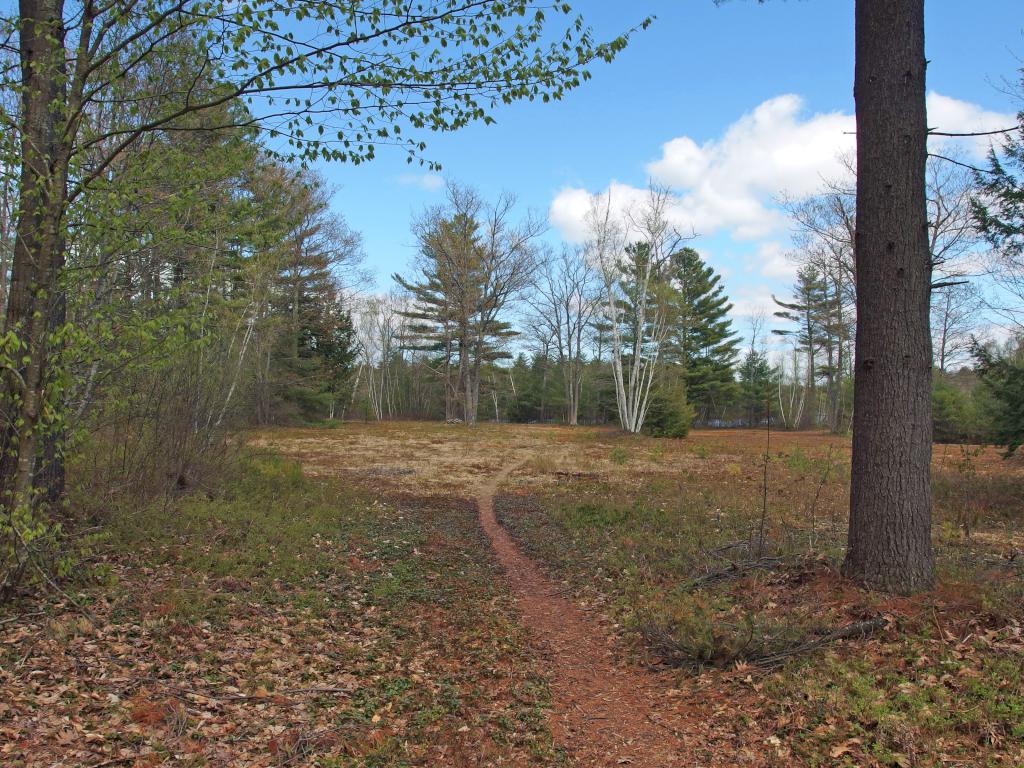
xmin=932 ymin=375 xmax=985 ymax=444
xmin=785 ymin=447 xmax=812 ymax=473
xmin=642 ymin=384 xmax=694 ymax=439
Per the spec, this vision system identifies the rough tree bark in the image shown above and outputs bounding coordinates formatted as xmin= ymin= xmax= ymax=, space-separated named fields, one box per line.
xmin=843 ymin=0 xmax=935 ymax=594
xmin=1 ymin=0 xmax=70 ymax=512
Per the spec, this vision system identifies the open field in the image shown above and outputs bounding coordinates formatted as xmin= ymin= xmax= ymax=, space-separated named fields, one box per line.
xmin=260 ymin=422 xmax=1024 ymax=767
xmin=2 ymin=422 xmax=1022 ymax=767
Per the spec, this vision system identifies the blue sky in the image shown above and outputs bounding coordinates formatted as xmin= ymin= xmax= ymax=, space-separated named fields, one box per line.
xmin=317 ymin=1 xmax=1023 ymax=335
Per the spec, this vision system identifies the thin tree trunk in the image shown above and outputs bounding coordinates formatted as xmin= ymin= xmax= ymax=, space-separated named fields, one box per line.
xmin=832 ymin=274 xmax=845 ymax=433
xmin=844 ymin=0 xmax=935 ymax=594
xmin=36 ymin=286 xmax=66 ymax=504
xmin=1 ymin=0 xmax=69 ymax=516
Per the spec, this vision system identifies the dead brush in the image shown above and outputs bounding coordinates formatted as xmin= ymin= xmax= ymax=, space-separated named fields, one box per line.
xmin=165 ymin=701 xmax=190 ymax=740
xmin=271 ymin=727 xmax=319 ymax=766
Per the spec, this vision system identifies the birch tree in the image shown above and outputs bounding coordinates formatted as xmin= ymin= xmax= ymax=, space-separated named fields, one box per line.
xmin=354 ymin=294 xmax=405 ymax=421
xmin=589 ymin=185 xmax=688 ymax=433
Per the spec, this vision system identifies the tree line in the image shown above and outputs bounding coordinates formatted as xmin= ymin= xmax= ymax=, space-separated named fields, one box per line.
xmin=342 ymin=145 xmax=1023 ymax=453
xmin=347 ymin=182 xmax=741 ymax=437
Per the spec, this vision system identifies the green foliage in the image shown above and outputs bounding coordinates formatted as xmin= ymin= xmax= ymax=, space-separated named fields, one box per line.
xmin=737 ymin=348 xmax=776 ymax=427
xmin=773 ymin=265 xmax=830 ymax=352
xmin=507 ymin=353 xmax=565 ymax=423
xmin=972 ymin=91 xmax=1024 ymax=262
xmin=2 ymin=1 xmax=646 ymax=173
xmin=393 ymin=184 xmax=538 ymax=423
xmin=973 ymin=337 xmax=1024 ymax=455
xmin=609 ymin=446 xmax=629 ymax=465
xmin=932 ymin=373 xmax=985 ymax=444
xmin=773 ymin=263 xmax=852 ymax=431
xmin=784 ymin=447 xmax=813 ymax=473
xmin=632 ymin=589 xmax=816 ymax=670
xmin=0 ymin=0 xmax=644 ymax=600
xmin=775 ymin=645 xmax=1024 ymax=766
xmin=664 ymin=248 xmax=740 ymax=419
xmin=598 ymin=241 xmax=738 ymax=431
xmin=642 ymin=380 xmax=694 ymax=438
xmin=63 ymin=102 xmax=363 ymax=512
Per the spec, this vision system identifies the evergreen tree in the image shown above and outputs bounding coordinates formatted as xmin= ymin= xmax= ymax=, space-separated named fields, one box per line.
xmin=393 ymin=212 xmax=480 ymax=421
xmin=395 ymin=185 xmax=537 ymax=423
xmin=642 ymin=377 xmax=694 ymax=438
xmin=773 ymin=265 xmax=830 ymax=428
xmin=263 ymin=166 xmax=365 ymax=421
xmin=972 ymin=79 xmax=1024 ymax=329
xmin=738 ymin=350 xmax=775 ymax=428
xmin=664 ymin=248 xmax=740 ymax=422
xmin=973 ymin=337 xmax=1024 ymax=456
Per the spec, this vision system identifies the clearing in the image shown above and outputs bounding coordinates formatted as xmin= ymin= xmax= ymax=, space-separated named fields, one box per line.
xmin=2 ymin=423 xmax=1022 ymax=767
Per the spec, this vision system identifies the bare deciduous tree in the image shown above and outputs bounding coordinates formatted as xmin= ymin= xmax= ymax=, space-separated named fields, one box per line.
xmin=526 ymin=245 xmax=600 ymax=425
xmin=931 ymin=281 xmax=982 ymax=371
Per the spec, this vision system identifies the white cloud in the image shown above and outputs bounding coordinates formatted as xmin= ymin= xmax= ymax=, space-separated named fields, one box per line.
xmin=548 ymin=186 xmax=596 ymax=243
xmin=728 ymin=287 xmax=789 ymax=335
xmin=926 ymin=92 xmax=1017 ymax=157
xmin=754 ymin=241 xmax=797 ymax=280
xmin=552 ymin=95 xmax=855 ymax=244
xmin=396 ymin=172 xmax=443 ymax=191
xmin=549 ymin=93 xmax=1015 ymax=248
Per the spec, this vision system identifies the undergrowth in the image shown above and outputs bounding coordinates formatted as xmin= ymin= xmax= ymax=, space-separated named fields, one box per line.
xmin=1 ymin=451 xmax=563 ymax=767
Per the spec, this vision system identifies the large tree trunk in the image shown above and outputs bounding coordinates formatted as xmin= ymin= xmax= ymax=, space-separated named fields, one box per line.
xmin=843 ymin=0 xmax=935 ymax=594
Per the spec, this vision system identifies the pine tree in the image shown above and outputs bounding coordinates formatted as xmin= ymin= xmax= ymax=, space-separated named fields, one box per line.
xmin=973 ymin=337 xmax=1024 ymax=456
xmin=664 ymin=248 xmax=740 ymax=422
xmin=738 ymin=350 xmax=775 ymax=428
xmin=773 ymin=265 xmax=829 ymax=428
xmin=395 ymin=185 xmax=534 ymax=424
xmin=394 ymin=212 xmax=481 ymax=421
xmin=844 ymin=0 xmax=935 ymax=594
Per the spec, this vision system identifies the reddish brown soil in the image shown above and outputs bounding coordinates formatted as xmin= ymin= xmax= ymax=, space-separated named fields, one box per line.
xmin=477 ymin=464 xmax=695 ymax=766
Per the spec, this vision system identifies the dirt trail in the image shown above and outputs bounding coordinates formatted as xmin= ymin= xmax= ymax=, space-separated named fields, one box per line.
xmin=477 ymin=463 xmax=693 ymax=766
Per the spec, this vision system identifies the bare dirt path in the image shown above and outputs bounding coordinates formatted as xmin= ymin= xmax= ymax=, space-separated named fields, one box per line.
xmin=477 ymin=463 xmax=695 ymax=767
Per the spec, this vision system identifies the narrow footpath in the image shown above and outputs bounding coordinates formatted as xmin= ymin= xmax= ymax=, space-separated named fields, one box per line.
xmin=476 ymin=464 xmax=694 ymax=766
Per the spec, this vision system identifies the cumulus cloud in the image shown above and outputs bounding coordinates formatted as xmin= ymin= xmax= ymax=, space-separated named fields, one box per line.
xmin=754 ymin=241 xmax=797 ymax=280
xmin=396 ymin=172 xmax=444 ymax=191
xmin=551 ymin=94 xmax=854 ymax=244
xmin=547 ymin=186 xmax=595 ymax=243
xmin=927 ymin=92 xmax=1018 ymax=156
xmin=550 ymin=93 xmax=1015 ymax=247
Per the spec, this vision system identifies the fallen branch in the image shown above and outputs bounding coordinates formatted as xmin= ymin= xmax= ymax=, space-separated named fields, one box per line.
xmin=684 ymin=556 xmax=783 ymax=590
xmin=0 ymin=609 xmax=45 ymax=627
xmin=752 ymin=617 xmax=889 ymax=670
xmin=703 ymin=540 xmax=752 ymax=557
